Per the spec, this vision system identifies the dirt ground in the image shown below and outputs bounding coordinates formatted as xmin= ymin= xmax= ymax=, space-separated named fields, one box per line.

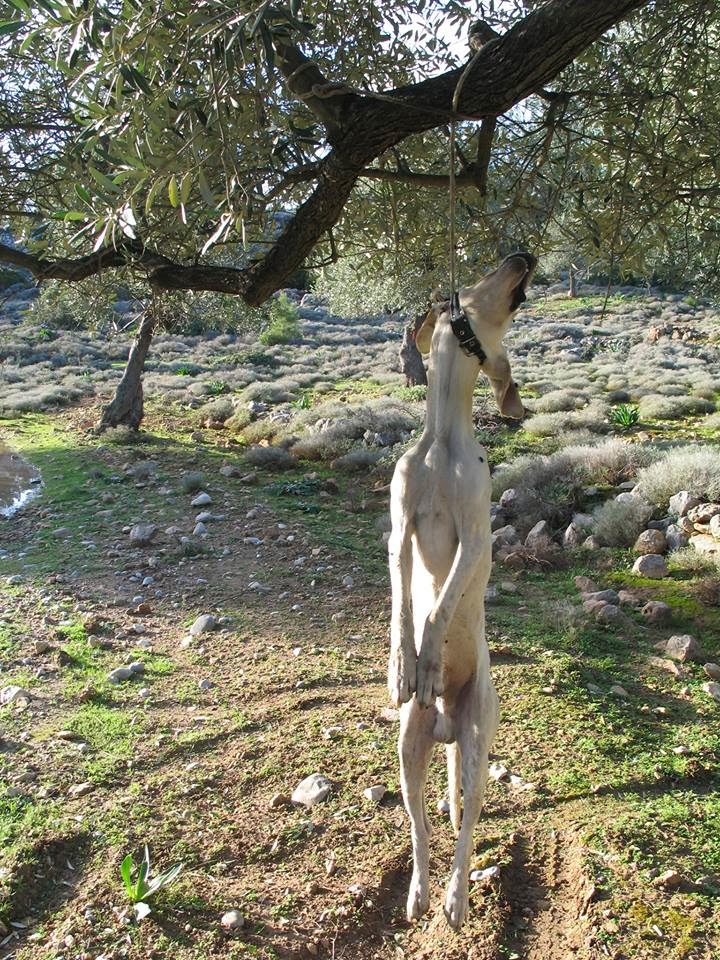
xmin=1 ymin=404 xmax=718 ymax=960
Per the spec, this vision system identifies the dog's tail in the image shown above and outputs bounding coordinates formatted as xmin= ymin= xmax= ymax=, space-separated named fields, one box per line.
xmin=446 ymin=742 xmax=462 ymax=836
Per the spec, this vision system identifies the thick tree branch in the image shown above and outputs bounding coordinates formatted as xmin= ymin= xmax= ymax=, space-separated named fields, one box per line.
xmin=272 ymin=30 xmax=356 ymax=132
xmin=0 ymin=0 xmax=651 ymax=305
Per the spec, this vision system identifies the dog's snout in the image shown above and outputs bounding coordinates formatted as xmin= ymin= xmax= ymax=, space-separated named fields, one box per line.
xmin=507 ymin=251 xmax=536 ymax=272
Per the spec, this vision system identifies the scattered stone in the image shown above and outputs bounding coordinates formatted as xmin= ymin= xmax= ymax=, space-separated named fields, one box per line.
xmin=703 ymin=681 xmax=720 ymax=704
xmin=587 ymin=683 xmax=604 ymax=696
xmin=703 ymin=663 xmax=720 ymax=680
xmin=669 ymin=491 xmax=700 ymax=517
xmin=596 ymin=604 xmax=622 ymax=624
xmin=493 ymin=524 xmax=519 ymax=546
xmin=690 ymin=534 xmax=720 ymax=556
xmin=128 ymin=661 xmax=145 ymax=675
xmin=269 ymin=793 xmax=289 ymax=809
xmin=632 ymin=554 xmax=668 ymax=579
xmin=574 ymin=576 xmax=599 ymax=593
xmin=221 ymin=910 xmax=245 ymax=930
xmin=642 ymin=600 xmax=672 ymax=624
xmin=190 ymin=613 xmax=217 ymax=635
xmin=710 ymin=515 xmax=720 ymax=541
xmin=193 ymin=522 xmax=207 ymax=537
xmin=363 ymin=784 xmax=386 ymax=803
xmin=484 ymin=585 xmax=499 ymax=604
xmin=499 ymin=488 xmax=518 ymax=511
xmin=665 ymin=524 xmax=689 ymax=551
xmin=198 ymin=678 xmax=213 ymax=691
xmin=292 ymin=773 xmax=332 ymax=807
xmin=609 ymin=684 xmax=629 ymax=698
xmin=51 ymin=527 xmax=71 ymax=539
xmin=68 ymin=782 xmax=94 ymax=798
xmin=634 ymin=529 xmax=667 ymax=555
xmin=1 ymin=685 xmax=32 ymax=705
xmin=525 ymin=520 xmax=554 ymax=551
xmin=6 ymin=574 xmax=23 ymax=585
xmin=648 ymin=656 xmax=686 ymax=677
xmin=436 ymin=798 xmax=450 ymax=814
xmin=108 ymin=667 xmax=134 ymax=684
xmin=617 ymin=590 xmax=640 ymax=607
xmin=563 ymin=522 xmax=585 ymax=548
xmin=470 ymin=865 xmax=501 ymax=883
xmin=653 ymin=869 xmax=682 ymax=890
xmin=129 ymin=524 xmax=157 ymax=547
xmin=672 ymin=745 xmax=690 ymax=755
xmin=342 ymin=575 xmax=354 ymax=588
xmin=488 ymin=762 xmax=509 ymax=781
xmin=33 ymin=639 xmax=52 ymax=655
xmin=325 ymin=857 xmax=337 ymax=877
xmin=583 ymin=589 xmax=620 ymax=605
xmin=219 ymin=464 xmax=244 ymax=478
xmin=687 ymin=502 xmax=720 ymax=525
xmin=191 ymin=492 xmax=213 ymax=507
xmin=664 ymin=634 xmax=702 ymax=663
xmin=582 ymin=535 xmax=602 ymax=550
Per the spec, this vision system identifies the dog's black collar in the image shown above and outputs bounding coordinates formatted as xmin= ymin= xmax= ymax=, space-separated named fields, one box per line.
xmin=450 ymin=293 xmax=486 ymax=364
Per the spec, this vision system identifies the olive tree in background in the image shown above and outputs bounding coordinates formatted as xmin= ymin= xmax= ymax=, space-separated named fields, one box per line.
xmin=1 ymin=0 xmax=718 ymax=427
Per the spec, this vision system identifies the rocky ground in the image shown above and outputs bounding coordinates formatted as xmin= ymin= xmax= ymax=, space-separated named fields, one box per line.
xmin=1 ymin=283 xmax=719 ymax=959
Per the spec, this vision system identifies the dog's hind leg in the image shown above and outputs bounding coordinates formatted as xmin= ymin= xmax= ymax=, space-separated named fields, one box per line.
xmin=446 ymin=741 xmax=462 ymax=837
xmin=399 ymin=698 xmax=435 ymax=921
xmin=444 ymin=677 xmax=499 ymax=929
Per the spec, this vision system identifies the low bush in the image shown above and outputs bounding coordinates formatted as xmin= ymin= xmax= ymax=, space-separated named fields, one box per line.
xmin=634 ymin=446 xmax=720 ymax=507
xmin=638 ymin=393 xmax=715 ymax=420
xmin=523 ymin=402 xmax=610 ymax=437
xmin=532 ymin=389 xmax=588 ymax=413
xmin=592 ymin=497 xmax=653 ymax=546
xmin=244 ymin=445 xmax=297 ymax=470
xmin=491 ymin=440 xmax=658 ymax=534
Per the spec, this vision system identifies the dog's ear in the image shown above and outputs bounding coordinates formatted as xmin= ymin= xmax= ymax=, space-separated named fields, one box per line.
xmin=483 ymin=351 xmax=525 ymax=419
xmin=415 ymin=307 xmax=439 ymax=354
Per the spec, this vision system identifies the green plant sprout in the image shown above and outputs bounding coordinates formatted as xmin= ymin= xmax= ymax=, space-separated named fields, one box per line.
xmin=120 ymin=845 xmax=183 ymax=920
xmin=609 ymin=403 xmax=640 ymax=430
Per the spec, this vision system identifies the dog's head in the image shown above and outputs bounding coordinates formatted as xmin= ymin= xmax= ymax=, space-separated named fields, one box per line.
xmin=415 ymin=252 xmax=535 ymax=419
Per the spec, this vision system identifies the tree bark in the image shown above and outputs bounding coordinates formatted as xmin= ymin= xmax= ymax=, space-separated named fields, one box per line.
xmin=399 ymin=316 xmax=428 ymax=387
xmin=99 ymin=310 xmax=156 ymax=431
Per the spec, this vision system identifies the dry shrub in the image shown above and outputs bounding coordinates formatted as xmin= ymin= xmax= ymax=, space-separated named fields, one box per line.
xmin=244 ymin=445 xmax=297 ymax=470
xmin=524 ymin=402 xmax=610 ymax=437
xmin=592 ymin=497 xmax=653 ymax=546
xmin=491 ymin=440 xmax=658 ymax=534
xmin=634 ymin=446 xmax=720 ymax=507
xmin=638 ymin=394 xmax=715 ymax=420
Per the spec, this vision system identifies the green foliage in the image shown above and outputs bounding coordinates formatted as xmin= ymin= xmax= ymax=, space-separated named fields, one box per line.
xmin=120 ymin=845 xmax=183 ymax=920
xmin=205 ymin=379 xmax=229 ymax=396
xmin=259 ymin=293 xmax=300 ymax=345
xmin=609 ymin=403 xmax=640 ymax=430
xmin=315 ymin=255 xmax=440 ymax=316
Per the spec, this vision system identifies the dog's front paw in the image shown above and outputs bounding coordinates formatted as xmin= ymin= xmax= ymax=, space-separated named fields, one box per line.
xmin=388 ymin=645 xmax=416 ymax=706
xmin=415 ymin=647 xmax=444 ymax=709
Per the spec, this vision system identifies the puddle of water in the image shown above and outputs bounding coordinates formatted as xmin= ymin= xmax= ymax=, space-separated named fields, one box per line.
xmin=0 ymin=442 xmax=42 ymax=518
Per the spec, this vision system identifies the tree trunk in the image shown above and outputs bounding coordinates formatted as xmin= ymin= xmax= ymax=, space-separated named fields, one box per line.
xmin=99 ymin=310 xmax=156 ymax=431
xmin=568 ymin=264 xmax=579 ymax=298
xmin=399 ymin=316 xmax=428 ymax=387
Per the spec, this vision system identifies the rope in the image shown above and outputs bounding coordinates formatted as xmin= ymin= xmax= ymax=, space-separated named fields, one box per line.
xmin=448 ymin=47 xmax=484 ymax=312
